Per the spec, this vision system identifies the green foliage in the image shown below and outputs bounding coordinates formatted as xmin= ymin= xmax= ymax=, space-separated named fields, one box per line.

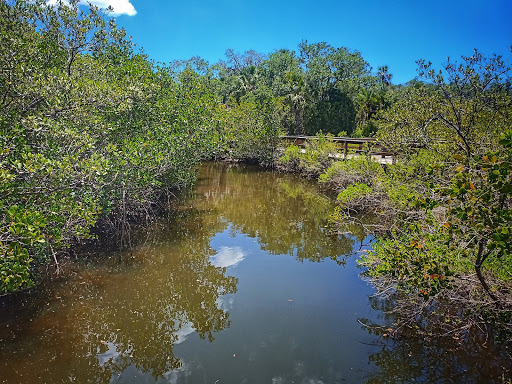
xmin=377 ymin=50 xmax=512 ymax=159
xmin=437 ymin=131 xmax=512 ymax=288
xmin=362 ymin=226 xmax=460 ymax=300
xmin=319 ymin=155 xmax=384 ymax=188
xmin=336 ymin=183 xmax=373 ymax=206
xmin=277 ymin=144 xmax=302 ymax=172
xmin=300 ymin=134 xmax=337 ymax=172
xmin=304 ymin=88 xmax=357 ymax=135
xmin=0 ymin=242 xmax=33 ymax=293
xmin=377 ymin=149 xmax=442 ymax=210
xmin=277 ymin=134 xmax=337 ymax=176
xmin=299 ymin=41 xmax=375 ymax=135
xmin=312 ymin=49 xmax=512 ymax=332
xmin=363 ymin=130 xmax=512 ymax=302
xmin=352 ymin=120 xmax=378 ymax=138
xmin=209 ymin=42 xmax=389 ymax=137
xmin=327 ymin=49 xmax=512 ymax=307
xmin=221 ymin=90 xmax=283 ymax=164
xmin=0 ymin=0 xmax=224 ymax=293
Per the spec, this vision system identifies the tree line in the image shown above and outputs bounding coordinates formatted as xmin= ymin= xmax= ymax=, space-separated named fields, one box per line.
xmin=174 ymin=42 xmax=395 ymax=137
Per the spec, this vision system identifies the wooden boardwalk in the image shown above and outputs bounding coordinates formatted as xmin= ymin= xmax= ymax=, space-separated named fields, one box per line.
xmin=280 ymin=135 xmax=394 ymax=164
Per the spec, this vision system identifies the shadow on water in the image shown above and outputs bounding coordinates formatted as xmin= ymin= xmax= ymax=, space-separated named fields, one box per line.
xmin=358 ymin=289 xmax=512 ymax=383
xmin=0 ymin=162 xmax=510 ymax=383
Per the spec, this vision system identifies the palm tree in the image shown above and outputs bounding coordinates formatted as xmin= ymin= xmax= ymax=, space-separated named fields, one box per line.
xmin=377 ymin=65 xmax=392 ymax=86
xmin=284 ymin=70 xmax=306 ymax=135
xmin=356 ymin=88 xmax=386 ymax=126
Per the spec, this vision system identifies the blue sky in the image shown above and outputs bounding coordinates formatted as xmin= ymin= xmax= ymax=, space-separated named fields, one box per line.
xmin=102 ymin=0 xmax=510 ymax=84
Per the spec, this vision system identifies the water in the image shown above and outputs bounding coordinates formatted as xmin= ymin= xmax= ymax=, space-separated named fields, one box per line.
xmin=0 ymin=163 xmax=509 ymax=383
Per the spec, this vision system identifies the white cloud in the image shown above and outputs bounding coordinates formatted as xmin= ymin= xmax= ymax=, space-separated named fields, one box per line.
xmin=210 ymin=246 xmax=245 ymax=268
xmin=80 ymin=0 xmax=137 ymax=16
xmin=97 ymin=341 xmax=119 ymax=366
xmin=48 ymin=0 xmax=136 ymax=16
xmin=174 ymin=322 xmax=195 ymax=344
xmin=216 ymin=296 xmax=235 ymax=311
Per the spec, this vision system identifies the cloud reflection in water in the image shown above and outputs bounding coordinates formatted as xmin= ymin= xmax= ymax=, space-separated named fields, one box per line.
xmin=210 ymin=246 xmax=245 ymax=268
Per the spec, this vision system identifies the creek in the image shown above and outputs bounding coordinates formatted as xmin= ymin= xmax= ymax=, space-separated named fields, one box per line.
xmin=0 ymin=163 xmax=508 ymax=383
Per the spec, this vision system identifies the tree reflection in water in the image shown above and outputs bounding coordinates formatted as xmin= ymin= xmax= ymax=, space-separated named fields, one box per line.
xmin=0 ymin=199 xmax=237 ymax=381
xmin=196 ymin=162 xmax=359 ymax=264
xmin=0 ymin=162 xmax=361 ymax=382
xmin=359 ymin=293 xmax=512 ymax=384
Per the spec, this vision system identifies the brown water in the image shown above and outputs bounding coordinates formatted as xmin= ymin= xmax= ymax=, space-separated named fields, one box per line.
xmin=0 ymin=163 xmax=510 ymax=383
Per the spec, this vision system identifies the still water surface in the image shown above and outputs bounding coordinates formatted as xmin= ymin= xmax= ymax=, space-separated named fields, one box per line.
xmin=0 ymin=163 xmax=509 ymax=383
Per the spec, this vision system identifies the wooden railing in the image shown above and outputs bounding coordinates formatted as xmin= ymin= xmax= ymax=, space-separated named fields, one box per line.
xmin=280 ymin=135 xmax=393 ymax=158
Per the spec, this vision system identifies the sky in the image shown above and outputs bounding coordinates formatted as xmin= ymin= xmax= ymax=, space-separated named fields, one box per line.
xmin=88 ymin=0 xmax=510 ymax=84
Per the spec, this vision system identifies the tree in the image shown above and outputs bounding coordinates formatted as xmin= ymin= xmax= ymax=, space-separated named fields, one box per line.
xmin=377 ymin=65 xmax=392 ymax=87
xmin=379 ymin=50 xmax=512 ymax=159
xmin=419 ymin=50 xmax=512 ymax=159
xmin=259 ymin=49 xmax=301 ymax=97
xmin=283 ymin=69 xmax=306 ymax=135
xmin=433 ymin=131 xmax=512 ymax=302
xmin=0 ymin=0 xmax=225 ymax=293
xmin=360 ymin=50 xmax=512 ymax=325
xmin=298 ymin=41 xmax=374 ymax=135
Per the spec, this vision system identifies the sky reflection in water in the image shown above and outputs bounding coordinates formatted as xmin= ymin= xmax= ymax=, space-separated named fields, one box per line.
xmin=1 ymin=163 xmax=507 ymax=383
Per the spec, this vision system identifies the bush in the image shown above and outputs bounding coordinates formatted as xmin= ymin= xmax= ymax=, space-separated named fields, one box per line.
xmin=276 ymin=133 xmax=337 ymax=176
xmin=221 ymin=93 xmax=283 ymax=164
xmin=361 ymin=130 xmax=512 ymax=319
xmin=276 ymin=144 xmax=302 ymax=172
xmin=319 ymin=155 xmax=385 ymax=190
